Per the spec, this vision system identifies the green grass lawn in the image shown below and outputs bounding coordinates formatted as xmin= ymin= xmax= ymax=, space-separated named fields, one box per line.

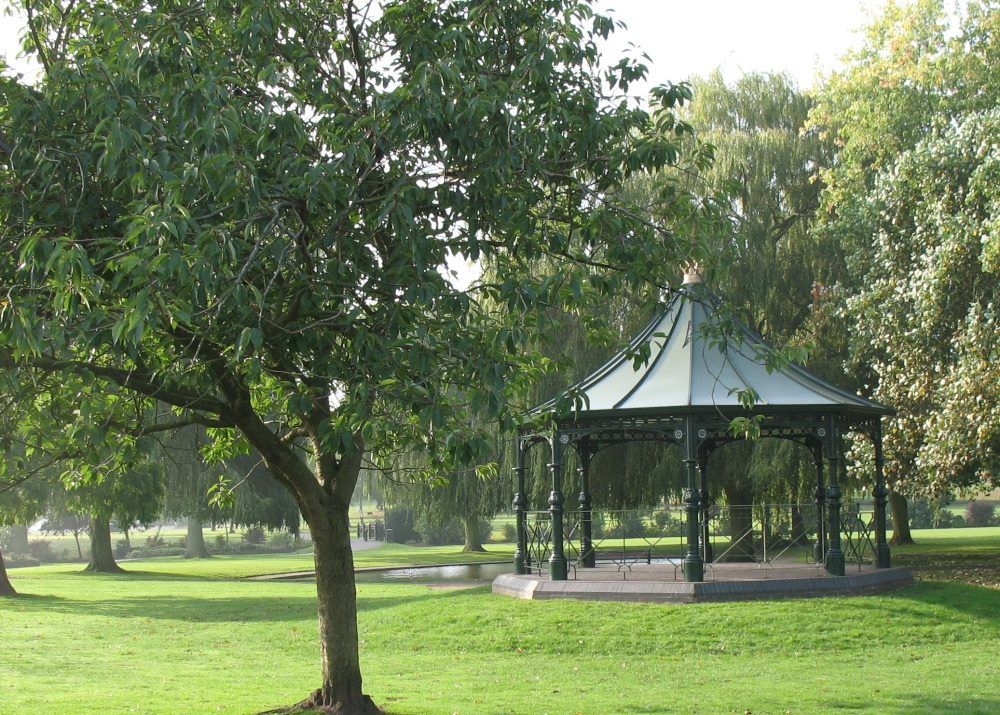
xmin=2 ymin=534 xmax=999 ymax=714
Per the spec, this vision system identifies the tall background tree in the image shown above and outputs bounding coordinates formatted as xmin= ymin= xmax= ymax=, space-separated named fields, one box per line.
xmin=63 ymin=459 xmax=164 ymax=572
xmin=0 ymin=470 xmax=50 ymax=597
xmin=559 ymin=71 xmax=834 ymax=545
xmin=0 ymin=1 xmax=709 ymax=710
xmin=810 ymin=0 xmax=1000 ymax=540
xmin=157 ymin=425 xmax=215 ymax=558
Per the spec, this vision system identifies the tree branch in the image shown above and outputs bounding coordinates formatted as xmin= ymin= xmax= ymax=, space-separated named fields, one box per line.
xmin=2 ymin=352 xmax=230 ymax=416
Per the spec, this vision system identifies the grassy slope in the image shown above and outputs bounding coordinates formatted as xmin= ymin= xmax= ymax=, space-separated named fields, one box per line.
xmin=1 ymin=534 xmax=998 ymax=714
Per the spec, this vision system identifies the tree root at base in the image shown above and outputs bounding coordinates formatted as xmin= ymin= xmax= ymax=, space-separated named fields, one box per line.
xmin=259 ymin=688 xmax=381 ymax=715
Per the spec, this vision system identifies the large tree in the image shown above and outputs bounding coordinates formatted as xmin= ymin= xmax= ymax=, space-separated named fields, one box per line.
xmin=59 ymin=459 xmax=164 ymax=572
xmin=157 ymin=425 xmax=215 ymax=558
xmin=0 ymin=1 xmax=703 ymax=710
xmin=810 ymin=0 xmax=1000 ymax=537
xmin=0 ymin=468 xmax=50 ymax=597
xmin=613 ymin=72 xmax=833 ymax=534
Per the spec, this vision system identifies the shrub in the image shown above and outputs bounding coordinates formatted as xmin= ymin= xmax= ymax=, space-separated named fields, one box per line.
xmin=269 ymin=531 xmax=293 ymax=550
xmin=113 ymin=540 xmax=131 ymax=559
xmin=243 ymin=526 xmax=265 ymax=545
xmin=128 ymin=546 xmax=186 ymax=558
xmin=414 ymin=515 xmax=493 ymax=546
xmin=415 ymin=514 xmax=463 ymax=546
xmin=652 ymin=510 xmax=684 ymax=537
xmin=208 ymin=542 xmax=270 ymax=555
xmin=603 ymin=511 xmax=647 ymax=540
xmin=5 ymin=554 xmax=40 ymax=568
xmin=501 ymin=523 xmax=518 ymax=543
xmin=214 ymin=534 xmax=227 ymax=548
xmin=934 ymin=510 xmax=963 ymax=529
xmin=382 ymin=508 xmax=418 ymax=544
xmin=145 ymin=531 xmax=166 ymax=547
xmin=27 ymin=539 xmax=56 ymax=563
xmin=965 ymin=501 xmax=996 ymax=527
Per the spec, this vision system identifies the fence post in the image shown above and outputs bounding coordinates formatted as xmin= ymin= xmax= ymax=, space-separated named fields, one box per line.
xmin=578 ymin=446 xmax=595 ymax=568
xmin=548 ymin=433 xmax=568 ymax=580
xmin=682 ymin=417 xmax=704 ymax=582
xmin=873 ymin=421 xmax=892 ymax=568
xmin=824 ymin=416 xmax=846 ymax=576
xmin=813 ymin=443 xmax=826 ymax=564
xmin=513 ymin=436 xmax=528 ymax=575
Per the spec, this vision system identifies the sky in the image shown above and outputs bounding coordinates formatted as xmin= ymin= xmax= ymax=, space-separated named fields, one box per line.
xmin=3 ymin=1 xmax=889 ymax=86
xmin=596 ymin=0 xmax=889 ymax=92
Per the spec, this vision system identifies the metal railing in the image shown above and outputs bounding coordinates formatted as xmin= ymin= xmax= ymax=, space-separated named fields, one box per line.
xmin=521 ymin=502 xmax=878 ymax=578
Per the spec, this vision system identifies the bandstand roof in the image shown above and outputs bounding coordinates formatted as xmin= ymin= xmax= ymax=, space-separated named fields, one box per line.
xmin=541 ymin=280 xmax=893 ymax=420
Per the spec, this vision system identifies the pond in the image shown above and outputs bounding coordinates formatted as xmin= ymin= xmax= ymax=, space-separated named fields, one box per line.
xmin=355 ymin=562 xmax=513 ymax=583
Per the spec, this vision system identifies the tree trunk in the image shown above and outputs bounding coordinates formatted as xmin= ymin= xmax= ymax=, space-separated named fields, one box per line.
xmin=0 ymin=545 xmax=17 ymax=597
xmin=123 ymin=527 xmax=131 ymax=553
xmin=721 ymin=483 xmax=756 ymax=562
xmin=461 ymin=516 xmax=486 ymax=553
xmin=889 ymin=492 xmax=915 ymax=545
xmin=85 ymin=515 xmax=124 ymax=573
xmin=7 ymin=524 xmax=29 ymax=554
xmin=185 ymin=516 xmax=210 ymax=558
xmin=293 ymin=502 xmax=379 ymax=714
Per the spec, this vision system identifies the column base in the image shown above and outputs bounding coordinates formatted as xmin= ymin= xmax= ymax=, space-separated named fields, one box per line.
xmin=825 ymin=551 xmax=845 ymax=576
xmin=875 ymin=543 xmax=891 ymax=569
xmin=683 ymin=556 xmax=704 ymax=582
xmin=549 ymin=556 xmax=568 ymax=581
xmin=514 ymin=554 xmax=526 ymax=575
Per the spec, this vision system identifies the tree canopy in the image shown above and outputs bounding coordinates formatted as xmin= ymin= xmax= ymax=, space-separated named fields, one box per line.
xmin=810 ymin=0 xmax=1000 ymax=499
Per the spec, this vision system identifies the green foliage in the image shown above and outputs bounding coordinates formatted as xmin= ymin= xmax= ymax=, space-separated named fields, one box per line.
xmin=242 ymin=526 xmax=265 ymax=546
xmin=51 ymin=457 xmax=164 ymax=533
xmin=413 ymin=512 xmax=492 ymax=546
xmin=500 ymin=522 xmax=517 ymax=543
xmin=382 ymin=508 xmax=418 ymax=544
xmin=811 ymin=2 xmax=1000 ymax=496
xmin=0 ymin=0 xmax=702 ymax=493
xmin=965 ymin=501 xmax=997 ymax=528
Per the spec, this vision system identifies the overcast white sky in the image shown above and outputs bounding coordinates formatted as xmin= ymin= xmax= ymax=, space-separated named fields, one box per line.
xmin=598 ymin=0 xmax=889 ymax=90
xmin=3 ymin=1 xmax=889 ymax=87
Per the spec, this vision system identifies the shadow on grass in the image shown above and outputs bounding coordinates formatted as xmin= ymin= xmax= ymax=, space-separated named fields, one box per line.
xmin=616 ymin=694 xmax=1000 ymax=714
xmin=0 ymin=586 xmax=473 ymax=622
xmin=888 ymin=578 xmax=1000 ymax=621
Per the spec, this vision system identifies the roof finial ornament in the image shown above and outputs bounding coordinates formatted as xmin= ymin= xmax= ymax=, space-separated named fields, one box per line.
xmin=681 ymin=261 xmax=703 ymax=285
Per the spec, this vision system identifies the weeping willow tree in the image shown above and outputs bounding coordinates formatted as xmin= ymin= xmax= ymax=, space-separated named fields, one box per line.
xmin=614 ymin=72 xmax=840 ymax=516
xmin=158 ymin=425 xmax=216 ymax=557
xmin=379 ymin=456 xmax=510 ymax=552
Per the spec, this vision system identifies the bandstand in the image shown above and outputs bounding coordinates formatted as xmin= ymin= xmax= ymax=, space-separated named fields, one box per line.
xmin=495 ymin=270 xmax=913 ymax=602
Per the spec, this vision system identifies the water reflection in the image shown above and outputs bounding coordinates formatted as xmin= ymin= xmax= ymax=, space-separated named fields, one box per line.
xmin=356 ymin=562 xmax=512 ymax=583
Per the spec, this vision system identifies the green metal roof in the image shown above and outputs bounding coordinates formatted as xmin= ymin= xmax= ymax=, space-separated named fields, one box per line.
xmin=545 ymin=284 xmax=893 ymax=418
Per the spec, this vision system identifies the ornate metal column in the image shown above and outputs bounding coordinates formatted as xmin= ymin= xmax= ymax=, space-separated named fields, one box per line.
xmin=682 ymin=417 xmax=704 ymax=582
xmin=513 ymin=436 xmax=528 ymax=575
xmin=873 ymin=420 xmax=892 ymax=568
xmin=823 ymin=415 xmax=846 ymax=576
xmin=548 ymin=432 xmax=568 ymax=580
xmin=578 ymin=444 xmax=595 ymax=568
xmin=812 ymin=442 xmax=826 ymax=564
xmin=698 ymin=445 xmax=713 ymax=563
